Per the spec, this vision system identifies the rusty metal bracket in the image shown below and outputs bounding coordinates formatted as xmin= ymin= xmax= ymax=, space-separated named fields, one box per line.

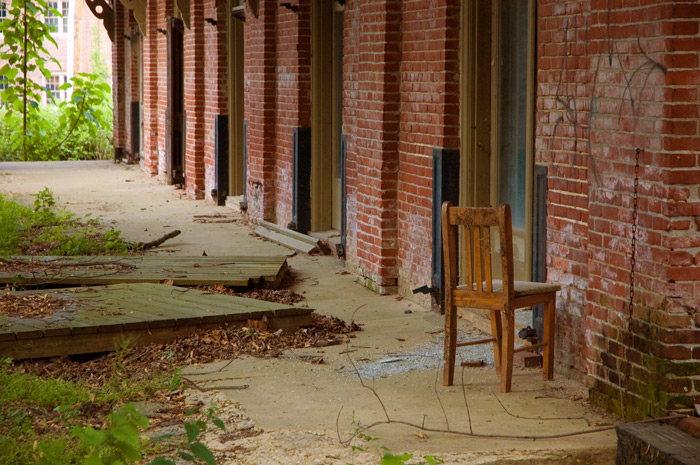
xmin=85 ymin=0 xmax=114 ymax=42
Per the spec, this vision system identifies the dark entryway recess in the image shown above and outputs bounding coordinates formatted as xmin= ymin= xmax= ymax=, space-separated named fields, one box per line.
xmin=432 ymin=148 xmax=460 ymax=312
xmin=166 ymin=17 xmax=185 ymax=185
xmin=293 ymin=127 xmax=312 ymax=234
xmin=214 ymin=114 xmax=229 ymax=205
xmin=130 ymin=101 xmax=140 ymax=156
xmin=532 ymin=164 xmax=548 ymax=340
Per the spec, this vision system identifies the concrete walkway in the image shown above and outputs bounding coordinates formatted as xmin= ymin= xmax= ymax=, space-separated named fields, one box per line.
xmin=0 ymin=161 xmax=619 ymax=464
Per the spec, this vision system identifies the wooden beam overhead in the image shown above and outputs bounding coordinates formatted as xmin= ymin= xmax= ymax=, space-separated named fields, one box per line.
xmin=120 ymin=0 xmax=147 ymax=36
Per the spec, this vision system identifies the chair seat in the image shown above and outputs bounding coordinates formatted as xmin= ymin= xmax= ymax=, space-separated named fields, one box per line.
xmin=457 ymin=280 xmax=561 ymax=297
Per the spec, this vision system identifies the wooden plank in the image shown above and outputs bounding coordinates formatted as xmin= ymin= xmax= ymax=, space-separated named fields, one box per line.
xmin=258 ymin=220 xmax=323 ymax=248
xmin=254 ymin=226 xmax=319 ymax=254
xmin=0 ymin=283 xmax=313 ymax=359
xmin=0 ymin=256 xmax=288 ymax=288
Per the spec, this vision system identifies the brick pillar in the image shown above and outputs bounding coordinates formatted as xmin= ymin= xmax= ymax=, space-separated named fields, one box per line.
xmin=353 ymin=0 xmax=402 ymax=294
xmin=245 ymin=0 xmax=277 ymax=221
xmin=183 ymin=0 xmax=205 ymax=199
xmin=538 ymin=0 xmax=700 ymax=419
xmin=397 ymin=0 xmax=461 ymax=298
xmin=202 ymin=0 xmax=230 ymax=201
xmin=112 ymin=0 xmax=126 ymax=161
xmin=141 ymin=0 xmax=161 ymax=174
xmin=536 ymin=0 xmax=592 ymax=383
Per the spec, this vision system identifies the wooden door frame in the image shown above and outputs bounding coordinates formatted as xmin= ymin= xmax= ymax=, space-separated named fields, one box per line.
xmin=311 ymin=0 xmax=334 ymax=232
xmin=460 ymin=0 xmax=536 ymax=280
xmin=166 ymin=16 xmax=185 ymax=185
xmin=227 ymin=0 xmax=245 ymax=195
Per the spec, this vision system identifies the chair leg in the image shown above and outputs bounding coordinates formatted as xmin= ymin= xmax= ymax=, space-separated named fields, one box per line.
xmin=542 ymin=294 xmax=556 ymax=381
xmin=489 ymin=309 xmax=502 ymax=372
xmin=500 ymin=309 xmax=515 ymax=393
xmin=443 ymin=303 xmax=458 ymax=386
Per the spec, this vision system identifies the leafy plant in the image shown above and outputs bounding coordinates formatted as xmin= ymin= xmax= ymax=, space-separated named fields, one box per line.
xmin=0 ymin=0 xmax=60 ymax=159
xmin=346 ymin=412 xmax=442 ymax=465
xmin=0 ymin=1 xmax=114 ymax=161
xmin=73 ymin=403 xmax=150 ymax=465
xmin=0 ymin=189 xmax=135 ymax=256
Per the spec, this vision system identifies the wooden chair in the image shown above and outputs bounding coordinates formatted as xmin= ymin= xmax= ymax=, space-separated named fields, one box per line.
xmin=441 ymin=202 xmax=560 ymax=392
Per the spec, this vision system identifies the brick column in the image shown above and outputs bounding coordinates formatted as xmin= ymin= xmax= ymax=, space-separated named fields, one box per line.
xmin=183 ymin=0 xmax=205 ymax=198
xmin=245 ymin=0 xmax=277 ymax=221
xmin=112 ymin=0 xmax=126 ymax=161
xmin=202 ymin=0 xmax=230 ymax=200
xmin=141 ymin=0 xmax=161 ymax=174
xmin=352 ymin=0 xmax=402 ymax=294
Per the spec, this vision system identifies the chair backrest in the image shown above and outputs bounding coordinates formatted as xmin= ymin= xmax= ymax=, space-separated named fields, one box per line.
xmin=441 ymin=202 xmax=515 ymax=305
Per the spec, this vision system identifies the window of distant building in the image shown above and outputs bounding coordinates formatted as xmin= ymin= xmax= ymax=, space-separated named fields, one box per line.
xmin=46 ymin=75 xmax=67 ymax=101
xmin=0 ymin=1 xmax=7 ymax=23
xmin=61 ymin=1 xmax=69 ymax=32
xmin=0 ymin=75 xmax=8 ymax=104
xmin=46 ymin=1 xmax=70 ymax=34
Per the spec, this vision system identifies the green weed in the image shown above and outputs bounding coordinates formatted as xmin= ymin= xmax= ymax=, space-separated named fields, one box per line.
xmin=0 ymin=188 xmax=135 ymax=256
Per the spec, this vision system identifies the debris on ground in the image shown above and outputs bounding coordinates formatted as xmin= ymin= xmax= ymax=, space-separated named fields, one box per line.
xmin=16 ymin=313 xmax=360 ymax=389
xmin=197 ymin=283 xmax=306 ymax=306
xmin=0 ymin=293 xmax=69 ymax=319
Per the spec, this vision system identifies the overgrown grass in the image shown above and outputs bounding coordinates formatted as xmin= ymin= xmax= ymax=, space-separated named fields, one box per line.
xmin=0 ymin=104 xmax=114 ymax=162
xmin=0 ymin=188 xmax=135 ymax=257
xmin=0 ymin=356 xmax=172 ymax=465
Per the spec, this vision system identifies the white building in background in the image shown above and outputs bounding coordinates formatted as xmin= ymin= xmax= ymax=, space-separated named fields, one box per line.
xmin=0 ymin=0 xmax=112 ymax=103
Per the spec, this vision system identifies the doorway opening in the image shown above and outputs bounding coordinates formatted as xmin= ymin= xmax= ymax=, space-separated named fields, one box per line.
xmin=460 ymin=0 xmax=536 ymax=281
xmin=166 ymin=17 xmax=185 ymax=185
xmin=311 ymin=0 xmax=344 ymax=234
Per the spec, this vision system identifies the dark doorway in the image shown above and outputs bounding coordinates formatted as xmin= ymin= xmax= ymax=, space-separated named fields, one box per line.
xmin=166 ymin=17 xmax=185 ymax=185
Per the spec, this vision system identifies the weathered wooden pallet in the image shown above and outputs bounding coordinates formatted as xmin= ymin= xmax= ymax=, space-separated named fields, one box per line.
xmin=0 ymin=283 xmax=313 ymax=359
xmin=0 ymin=255 xmax=288 ymax=288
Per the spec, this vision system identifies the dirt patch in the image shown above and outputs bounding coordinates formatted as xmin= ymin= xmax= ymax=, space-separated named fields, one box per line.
xmin=0 ymin=293 xmax=70 ymax=319
xmin=197 ymin=283 xmax=306 ymax=306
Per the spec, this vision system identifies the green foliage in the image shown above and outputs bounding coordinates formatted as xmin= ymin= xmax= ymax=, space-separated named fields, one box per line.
xmin=379 ymin=449 xmax=443 ymax=465
xmin=0 ymin=193 xmax=32 ymax=255
xmin=0 ymin=1 xmax=114 ymax=161
xmin=0 ymin=359 xmax=91 ymax=406
xmin=346 ymin=413 xmax=442 ymax=465
xmin=73 ymin=403 xmax=149 ymax=465
xmin=146 ymin=405 xmax=225 ymax=465
xmin=0 ymin=188 xmax=134 ymax=256
xmin=0 ymin=0 xmax=60 ymax=158
xmin=0 ymin=356 xmax=222 ymax=465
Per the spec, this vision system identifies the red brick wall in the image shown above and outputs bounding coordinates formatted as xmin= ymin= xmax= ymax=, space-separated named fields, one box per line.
xmin=396 ymin=0 xmax=460 ymax=296
xmin=346 ymin=0 xmax=403 ymax=293
xmin=244 ymin=1 xmax=278 ymax=220
xmin=273 ymin=2 xmax=311 ymax=225
xmin=536 ymin=0 xmax=592 ymax=383
xmin=112 ymin=1 xmax=126 ymax=157
xmin=202 ymin=0 xmax=229 ymax=199
xmin=183 ymin=1 xmax=205 ymax=199
xmin=141 ymin=0 xmax=161 ymax=174
xmin=538 ymin=0 xmax=700 ymax=419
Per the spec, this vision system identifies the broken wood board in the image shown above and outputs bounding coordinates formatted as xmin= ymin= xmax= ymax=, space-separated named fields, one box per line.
xmin=0 ymin=283 xmax=313 ymax=359
xmin=0 ymin=255 xmax=288 ymax=288
xmin=258 ymin=220 xmax=324 ymax=249
xmin=254 ymin=226 xmax=318 ymax=254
